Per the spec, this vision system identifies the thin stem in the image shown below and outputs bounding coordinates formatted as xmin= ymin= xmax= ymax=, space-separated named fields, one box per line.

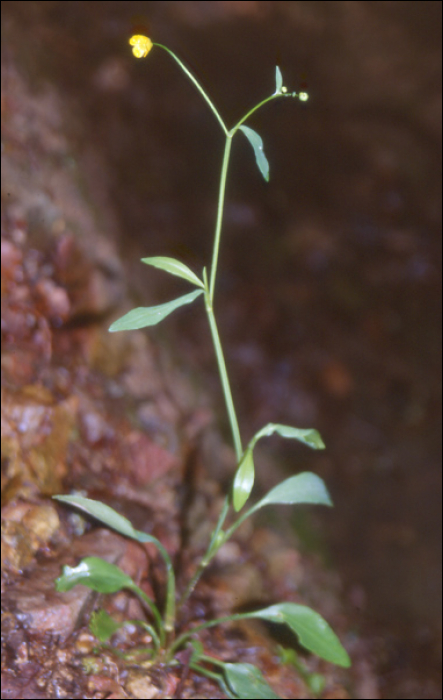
xmin=189 ymin=662 xmax=224 ymax=683
xmin=204 ymin=287 xmax=242 ymax=460
xmin=131 ymin=585 xmax=165 ymax=646
xmin=177 ymin=495 xmax=230 ymax=609
xmin=168 ymin=611 xmax=263 ymax=658
xmin=153 ymin=44 xmax=228 ymax=135
xmin=231 ymin=91 xmax=293 ymax=135
xmin=126 ymin=619 xmax=162 ymax=653
xmin=221 ymin=501 xmax=260 ymax=542
xmin=151 ymin=540 xmax=176 ymax=635
xmin=209 ymin=135 xmax=233 ymax=303
xmin=176 ymin=277 xmax=242 ymax=609
xmin=177 ymin=489 xmax=265 ymax=610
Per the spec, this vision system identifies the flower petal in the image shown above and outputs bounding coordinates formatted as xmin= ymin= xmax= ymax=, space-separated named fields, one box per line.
xmin=129 ymin=35 xmax=153 ymax=59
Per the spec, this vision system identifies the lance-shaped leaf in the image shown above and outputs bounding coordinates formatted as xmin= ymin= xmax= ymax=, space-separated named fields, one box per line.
xmin=55 ymin=556 xmax=137 ymax=595
xmin=275 ymin=66 xmax=283 ymax=94
xmin=223 ymin=662 xmax=281 ymax=699
xmin=251 ymin=423 xmax=325 ymax=451
xmin=245 ymin=603 xmax=351 ymax=668
xmin=239 ymin=125 xmax=270 ymax=182
xmin=53 ymin=493 xmax=173 ymax=557
xmin=141 ymin=256 xmax=204 ymax=289
xmin=251 ymin=472 xmax=333 ymax=513
xmin=232 ymin=448 xmax=255 ymax=512
xmin=53 ymin=495 xmax=165 ymax=547
xmin=108 ymin=289 xmax=203 ymax=332
xmin=231 ymin=424 xmax=324 ymax=514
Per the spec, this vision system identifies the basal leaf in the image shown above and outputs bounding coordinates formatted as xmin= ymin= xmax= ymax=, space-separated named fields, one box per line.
xmin=52 ymin=495 xmax=165 ymax=548
xmin=254 ymin=472 xmax=333 ymax=510
xmin=108 ymin=289 xmax=203 ymax=331
xmin=55 ymin=556 xmax=136 ymax=594
xmin=53 ymin=495 xmax=141 ymax=540
xmin=247 ymin=603 xmax=351 ymax=667
xmin=275 ymin=66 xmax=283 ymax=94
xmin=239 ymin=125 xmax=270 ymax=182
xmin=223 ymin=662 xmax=281 ymax=699
xmin=89 ymin=609 xmax=122 ymax=643
xmin=232 ymin=448 xmax=255 ymax=512
xmin=141 ymin=256 xmax=204 ymax=289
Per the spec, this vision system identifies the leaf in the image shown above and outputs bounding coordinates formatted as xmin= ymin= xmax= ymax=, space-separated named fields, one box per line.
xmin=232 ymin=448 xmax=255 ymax=512
xmin=108 ymin=289 xmax=203 ymax=331
xmin=52 ymin=495 xmax=164 ymax=547
xmin=275 ymin=66 xmax=283 ymax=94
xmin=247 ymin=603 xmax=351 ymax=668
xmin=223 ymin=662 xmax=281 ymax=699
xmin=141 ymin=256 xmax=204 ymax=289
xmin=89 ymin=609 xmax=122 ymax=643
xmin=55 ymin=556 xmax=136 ymax=594
xmin=188 ymin=639 xmax=205 ymax=665
xmin=54 ymin=495 xmax=141 ymax=540
xmin=253 ymin=472 xmax=333 ymax=511
xmin=239 ymin=125 xmax=269 ymax=182
xmin=253 ymin=423 xmax=325 ymax=450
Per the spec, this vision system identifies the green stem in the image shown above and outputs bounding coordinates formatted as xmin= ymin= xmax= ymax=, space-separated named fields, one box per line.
xmin=177 ymin=270 xmax=242 ymax=609
xmin=151 ymin=540 xmax=176 ymax=635
xmin=230 ymin=92 xmax=283 ymax=134
xmin=209 ymin=135 xmax=233 ymax=303
xmin=131 ymin=584 xmax=165 ymax=645
xmin=190 ymin=662 xmax=224 ymax=683
xmin=189 ymin=661 xmax=235 ymax=698
xmin=126 ymin=619 xmax=162 ymax=653
xmin=177 ymin=495 xmax=230 ymax=609
xmin=221 ymin=501 xmax=260 ymax=542
xmin=205 ymin=291 xmax=242 ymax=460
xmin=153 ymin=43 xmax=228 ymax=135
xmin=168 ymin=611 xmax=265 ymax=658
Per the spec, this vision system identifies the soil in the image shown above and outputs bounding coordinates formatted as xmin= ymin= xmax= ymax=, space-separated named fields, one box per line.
xmin=1 ymin=2 xmax=441 ymax=699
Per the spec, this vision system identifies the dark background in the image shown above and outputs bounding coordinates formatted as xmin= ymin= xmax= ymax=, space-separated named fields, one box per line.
xmin=2 ymin=2 xmax=442 ymax=697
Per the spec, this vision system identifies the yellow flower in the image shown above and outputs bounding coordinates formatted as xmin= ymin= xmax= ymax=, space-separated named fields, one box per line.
xmin=129 ymin=35 xmax=153 ymax=59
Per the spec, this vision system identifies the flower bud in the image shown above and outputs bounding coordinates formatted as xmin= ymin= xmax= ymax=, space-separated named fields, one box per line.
xmin=129 ymin=35 xmax=153 ymax=59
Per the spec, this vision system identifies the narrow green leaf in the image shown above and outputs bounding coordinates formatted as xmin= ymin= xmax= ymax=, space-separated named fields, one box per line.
xmin=141 ymin=256 xmax=204 ymax=289
xmin=239 ymin=125 xmax=270 ymax=182
xmin=55 ymin=556 xmax=136 ymax=594
xmin=254 ymin=472 xmax=333 ymax=510
xmin=52 ymin=495 xmax=165 ymax=547
xmin=54 ymin=495 xmax=141 ymax=540
xmin=247 ymin=603 xmax=351 ymax=668
xmin=232 ymin=448 xmax=255 ymax=512
xmin=275 ymin=66 xmax=283 ymax=94
xmin=223 ymin=662 xmax=281 ymax=699
xmin=254 ymin=423 xmax=325 ymax=450
xmin=108 ymin=289 xmax=203 ymax=331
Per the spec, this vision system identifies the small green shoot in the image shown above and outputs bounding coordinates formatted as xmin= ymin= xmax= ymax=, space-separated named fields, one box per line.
xmin=53 ymin=35 xmax=349 ymax=698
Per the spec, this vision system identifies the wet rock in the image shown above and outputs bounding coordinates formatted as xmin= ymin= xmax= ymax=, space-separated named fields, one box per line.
xmin=1 ymin=387 xmax=78 ymax=501
xmin=1 ymin=502 xmax=60 ymax=574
